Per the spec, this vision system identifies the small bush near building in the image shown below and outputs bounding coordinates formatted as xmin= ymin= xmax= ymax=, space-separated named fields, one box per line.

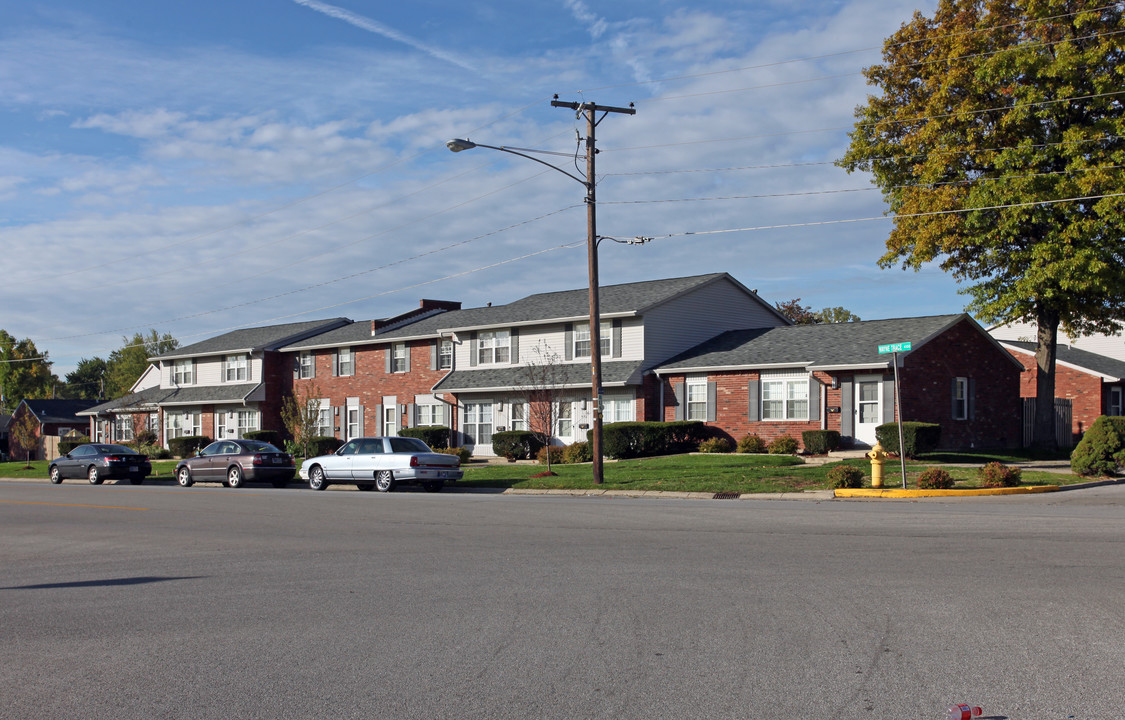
xmin=400 ymin=426 xmax=453 ymax=449
xmin=827 ymin=464 xmax=864 ymax=489
xmin=1070 ymin=415 xmax=1125 ymax=476
xmin=875 ymin=422 xmax=941 ymax=458
xmin=306 ymin=436 xmax=342 ymax=458
xmin=169 ymin=435 xmax=212 ymax=458
xmin=134 ymin=429 xmax=158 ymax=447
xmin=242 ymin=430 xmax=282 ymax=446
xmin=767 ymin=435 xmax=799 ymax=455
xmin=801 ymin=430 xmax=841 ymax=455
xmin=59 ymin=438 xmax=91 ymax=455
xmin=601 ymin=421 xmax=708 ymax=459
xmin=491 ymin=431 xmax=546 ymax=461
xmin=563 ymin=441 xmax=592 ymax=464
xmin=132 ymin=443 xmax=171 ymax=460
xmin=737 ymin=434 xmax=768 ymax=454
xmin=435 ymin=446 xmax=471 ymax=464
xmin=698 ymin=437 xmax=733 ymax=453
xmin=978 ymin=461 xmax=1021 ymax=487
xmin=916 ymin=467 xmax=955 ymax=489
xmin=538 ymin=446 xmax=565 ymax=465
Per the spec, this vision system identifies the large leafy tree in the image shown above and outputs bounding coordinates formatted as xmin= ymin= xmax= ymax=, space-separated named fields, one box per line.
xmin=105 ymin=330 xmax=178 ymax=399
xmin=839 ymin=0 xmax=1125 ymax=449
xmin=0 ymin=330 xmax=58 ymax=410
xmin=63 ymin=357 xmax=108 ymax=401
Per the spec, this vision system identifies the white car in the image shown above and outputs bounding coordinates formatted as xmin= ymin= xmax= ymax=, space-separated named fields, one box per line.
xmin=299 ymin=436 xmax=463 ymax=492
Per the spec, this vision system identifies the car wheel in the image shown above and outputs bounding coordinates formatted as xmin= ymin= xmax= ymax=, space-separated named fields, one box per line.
xmin=309 ymin=465 xmax=328 ymax=491
xmin=88 ymin=466 xmax=103 ymax=485
xmin=177 ymin=467 xmax=193 ymax=487
xmin=49 ymin=466 xmax=62 ymax=484
xmin=422 ymin=481 xmax=444 ymax=493
xmin=227 ymin=466 xmax=244 ymax=489
xmin=375 ymin=470 xmax=395 ymax=492
xmin=356 ymin=483 xmax=374 ymax=491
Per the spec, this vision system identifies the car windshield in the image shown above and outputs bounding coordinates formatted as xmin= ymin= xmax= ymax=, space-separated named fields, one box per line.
xmin=388 ymin=437 xmax=431 ymax=453
xmin=244 ymin=441 xmax=281 ymax=453
xmin=96 ymin=445 xmax=134 ymax=454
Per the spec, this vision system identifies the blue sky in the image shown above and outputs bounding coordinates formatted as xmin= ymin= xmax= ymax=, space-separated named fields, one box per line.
xmin=0 ymin=0 xmax=953 ymax=377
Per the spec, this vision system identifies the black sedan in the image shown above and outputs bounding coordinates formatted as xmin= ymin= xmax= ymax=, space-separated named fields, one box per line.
xmin=49 ymin=444 xmax=152 ymax=485
xmin=174 ymin=439 xmax=296 ymax=488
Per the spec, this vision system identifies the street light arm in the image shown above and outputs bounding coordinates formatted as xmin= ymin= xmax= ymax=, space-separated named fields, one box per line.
xmin=446 ymin=139 xmax=589 ymax=188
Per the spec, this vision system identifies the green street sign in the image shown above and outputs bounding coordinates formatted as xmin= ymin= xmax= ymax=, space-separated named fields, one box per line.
xmin=878 ymin=342 xmax=912 ymax=354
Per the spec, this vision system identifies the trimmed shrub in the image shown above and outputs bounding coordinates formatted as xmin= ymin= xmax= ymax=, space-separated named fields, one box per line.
xmin=916 ymin=467 xmax=955 ymax=489
xmin=875 ymin=422 xmax=941 ymax=458
xmin=306 ymin=436 xmax=342 ymax=458
xmin=802 ymin=430 xmax=841 ymax=455
xmin=698 ymin=437 xmax=733 ymax=453
xmin=1070 ymin=415 xmax=1125 ymax=476
xmin=400 ymin=426 xmax=453 ymax=449
xmin=601 ymin=421 xmax=708 ymax=459
xmin=563 ymin=441 xmax=592 ymax=464
xmin=134 ymin=429 xmax=158 ymax=447
xmin=242 ymin=430 xmax=282 ymax=447
xmin=59 ymin=438 xmax=91 ymax=455
xmin=435 ymin=446 xmax=471 ymax=464
xmin=767 ymin=435 xmax=799 ymax=455
xmin=132 ymin=443 xmax=171 ymax=460
xmin=737 ymin=434 xmax=768 ymax=454
xmin=827 ymin=464 xmax=864 ymax=489
xmin=978 ymin=461 xmax=1021 ymax=487
xmin=169 ymin=435 xmax=211 ymax=458
xmin=491 ymin=431 xmax=546 ymax=461
xmin=537 ymin=446 xmax=565 ymax=465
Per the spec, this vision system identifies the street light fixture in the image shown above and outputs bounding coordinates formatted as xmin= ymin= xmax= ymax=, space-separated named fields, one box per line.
xmin=446 ymin=98 xmax=634 ymax=485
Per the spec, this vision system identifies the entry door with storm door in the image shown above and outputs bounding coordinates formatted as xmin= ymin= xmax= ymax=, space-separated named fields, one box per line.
xmin=854 ymin=378 xmax=883 ymax=446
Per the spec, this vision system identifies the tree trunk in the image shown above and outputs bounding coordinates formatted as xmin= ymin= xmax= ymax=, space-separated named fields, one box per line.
xmin=1033 ymin=306 xmax=1060 ymax=451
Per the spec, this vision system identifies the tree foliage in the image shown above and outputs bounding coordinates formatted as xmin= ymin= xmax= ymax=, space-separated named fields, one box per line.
xmin=775 ymin=299 xmax=861 ymax=324
xmin=280 ymin=382 xmax=323 ymax=459
xmin=105 ymin=330 xmax=178 ymax=399
xmin=838 ymin=0 xmax=1125 ymax=448
xmin=9 ymin=411 xmax=39 ymax=467
xmin=63 ymin=357 xmax=108 ymax=401
xmin=517 ymin=341 xmax=567 ymax=472
xmin=0 ymin=330 xmax=57 ymax=410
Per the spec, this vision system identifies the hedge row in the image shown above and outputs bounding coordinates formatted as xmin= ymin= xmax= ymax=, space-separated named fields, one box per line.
xmin=399 ymin=426 xmax=454 ymax=450
xmin=874 ymin=422 xmax=941 ymax=458
xmin=596 ymin=421 xmax=709 ymax=459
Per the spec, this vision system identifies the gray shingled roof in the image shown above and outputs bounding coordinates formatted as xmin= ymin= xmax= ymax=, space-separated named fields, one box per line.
xmin=78 ymin=386 xmax=171 ymax=415
xmin=21 ymin=399 xmax=96 ymax=424
xmin=433 ymin=360 xmax=646 ymax=392
xmin=154 ymin=318 xmax=350 ymax=360
xmin=1002 ymin=340 xmax=1125 ymax=380
xmin=655 ymin=314 xmax=972 ymax=371
xmin=155 ymin=383 xmax=262 ymax=406
xmin=283 ymin=273 xmax=752 ymax=349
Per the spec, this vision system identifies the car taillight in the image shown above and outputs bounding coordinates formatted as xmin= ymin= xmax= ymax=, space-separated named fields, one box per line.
xmin=252 ymin=454 xmax=265 ymax=466
xmin=104 ymin=455 xmax=122 ymax=462
xmin=410 ymin=456 xmax=419 ymax=468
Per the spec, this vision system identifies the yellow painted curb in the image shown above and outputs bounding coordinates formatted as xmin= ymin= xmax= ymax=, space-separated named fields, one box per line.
xmin=835 ymin=485 xmax=1061 ymax=498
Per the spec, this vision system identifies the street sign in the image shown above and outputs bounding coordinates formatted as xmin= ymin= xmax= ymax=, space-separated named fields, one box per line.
xmin=878 ymin=342 xmax=912 ymax=354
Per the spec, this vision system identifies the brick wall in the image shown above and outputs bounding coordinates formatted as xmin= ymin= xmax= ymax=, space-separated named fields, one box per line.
xmin=1004 ymin=347 xmax=1109 ymax=439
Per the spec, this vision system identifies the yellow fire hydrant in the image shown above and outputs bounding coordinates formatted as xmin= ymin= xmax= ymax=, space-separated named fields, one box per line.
xmin=867 ymin=441 xmax=888 ymax=488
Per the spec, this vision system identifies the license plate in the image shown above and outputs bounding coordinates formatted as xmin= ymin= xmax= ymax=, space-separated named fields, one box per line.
xmin=129 ymin=466 xmax=138 ymax=472
xmin=273 ymin=457 xmax=282 ymax=464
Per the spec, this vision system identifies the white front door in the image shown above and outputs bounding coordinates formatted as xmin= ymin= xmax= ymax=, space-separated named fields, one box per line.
xmin=854 ymin=379 xmax=882 ymax=446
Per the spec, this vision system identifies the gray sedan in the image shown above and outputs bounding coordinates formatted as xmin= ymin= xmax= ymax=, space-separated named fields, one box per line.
xmin=299 ymin=436 xmax=463 ymax=492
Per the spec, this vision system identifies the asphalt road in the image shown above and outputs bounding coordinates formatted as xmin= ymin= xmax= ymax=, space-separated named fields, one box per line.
xmin=1 ymin=480 xmax=1123 ymax=720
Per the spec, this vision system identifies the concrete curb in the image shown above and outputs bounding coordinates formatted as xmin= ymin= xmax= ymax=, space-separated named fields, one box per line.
xmin=501 ymin=488 xmax=834 ymax=501
xmin=835 ymin=485 xmax=1061 ymax=498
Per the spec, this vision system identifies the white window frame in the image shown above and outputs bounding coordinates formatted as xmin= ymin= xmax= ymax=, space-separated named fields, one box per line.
xmin=416 ymin=403 xmax=445 ymax=427
xmin=953 ymin=377 xmax=969 ymax=420
xmin=438 ymin=339 xmax=453 ymax=370
xmin=556 ymin=400 xmax=573 ymax=438
xmin=236 ymin=410 xmax=259 ymax=438
xmin=173 ymin=359 xmax=194 ymax=385
xmin=602 ymin=393 xmax=634 ymax=424
xmin=686 ymin=376 xmax=708 ymax=421
xmin=573 ymin=321 xmax=611 ymax=359
xmin=338 ymin=347 xmax=355 ymax=377
xmin=314 ymin=399 xmax=333 ymax=437
xmin=510 ymin=399 xmax=529 ymax=431
xmin=225 ymin=354 xmax=248 ymax=383
xmin=761 ymin=371 xmax=810 ymax=421
xmin=114 ymin=415 xmax=134 ymax=442
xmin=166 ymin=411 xmax=201 ymax=440
xmin=463 ymin=401 xmax=494 ymax=446
xmin=1111 ymin=386 xmax=1124 ymax=416
xmin=391 ymin=343 xmax=407 ymax=373
xmin=298 ymin=352 xmax=315 ymax=380
xmin=478 ymin=331 xmax=511 ymax=365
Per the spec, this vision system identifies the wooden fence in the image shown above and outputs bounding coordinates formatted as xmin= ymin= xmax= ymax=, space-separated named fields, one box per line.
xmin=1022 ymin=397 xmax=1073 ymax=448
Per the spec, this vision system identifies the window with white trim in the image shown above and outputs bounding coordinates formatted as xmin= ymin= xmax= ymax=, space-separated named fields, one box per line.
xmin=953 ymin=377 xmax=969 ymax=420
xmin=556 ymin=400 xmax=573 ymax=438
xmin=574 ymin=321 xmax=611 ymax=359
xmin=478 ymin=330 xmax=510 ymax=364
xmin=1111 ymin=386 xmax=1124 ymax=416
xmin=114 ymin=415 xmax=134 ymax=442
xmin=510 ymin=400 xmax=528 ymax=431
xmin=602 ymin=393 xmax=635 ymax=423
xmin=338 ymin=347 xmax=354 ymax=377
xmin=391 ymin=343 xmax=407 ymax=373
xmin=416 ymin=403 xmax=445 ymax=427
xmin=439 ymin=339 xmax=453 ymax=369
xmin=314 ymin=400 xmax=333 ymax=437
xmin=686 ymin=376 xmax=708 ymax=421
xmin=173 ymin=359 xmax=193 ymax=385
xmin=298 ymin=352 xmax=315 ymax=379
xmin=236 ymin=410 xmax=259 ymax=437
xmin=761 ymin=371 xmax=809 ymax=421
xmin=225 ymin=354 xmax=248 ymax=382
xmin=463 ymin=402 xmax=493 ymax=446
xmin=166 ymin=411 xmax=201 ymax=440
xmin=345 ymin=404 xmax=362 ymax=439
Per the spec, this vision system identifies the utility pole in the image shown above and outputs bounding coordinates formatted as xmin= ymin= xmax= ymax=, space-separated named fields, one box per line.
xmin=549 ymin=97 xmax=635 ymax=485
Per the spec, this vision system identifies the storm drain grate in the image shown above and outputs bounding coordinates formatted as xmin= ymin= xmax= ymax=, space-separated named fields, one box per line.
xmin=712 ymin=492 xmax=741 ymax=500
